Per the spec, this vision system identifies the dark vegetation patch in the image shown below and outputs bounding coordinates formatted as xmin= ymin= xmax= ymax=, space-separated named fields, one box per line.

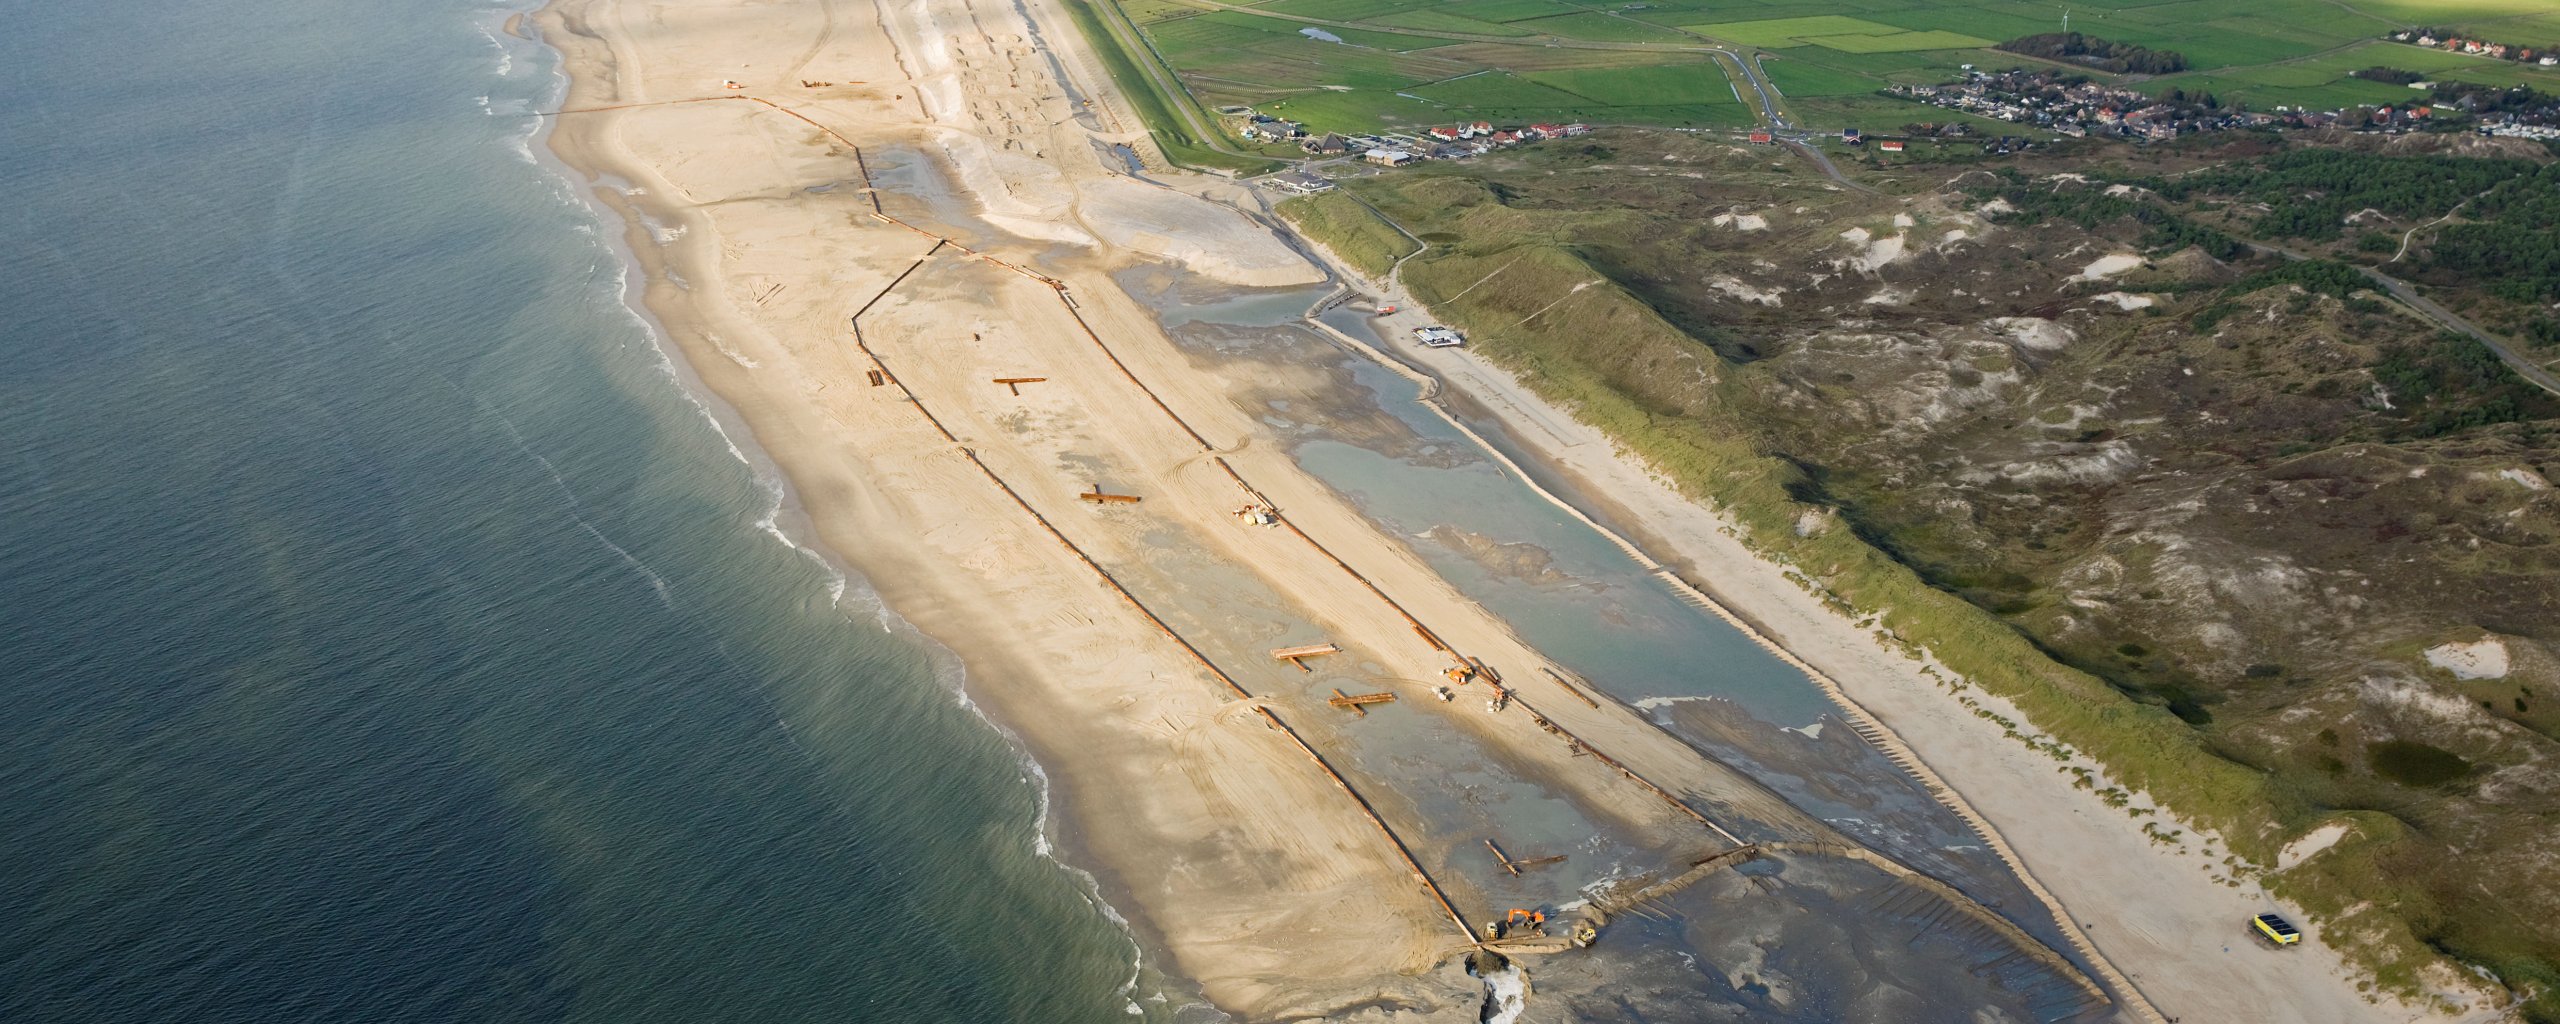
xmin=1996 ymin=32 xmax=2187 ymax=75
xmin=1291 ymin=133 xmax=2560 ymax=1014
xmin=2367 ymin=739 xmax=2472 ymax=787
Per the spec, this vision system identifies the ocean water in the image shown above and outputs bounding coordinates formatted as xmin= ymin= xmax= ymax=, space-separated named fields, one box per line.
xmin=0 ymin=1 xmax=1151 ymax=1021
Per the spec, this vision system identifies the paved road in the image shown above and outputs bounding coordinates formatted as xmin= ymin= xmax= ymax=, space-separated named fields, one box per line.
xmin=2249 ymin=242 xmax=2560 ymax=398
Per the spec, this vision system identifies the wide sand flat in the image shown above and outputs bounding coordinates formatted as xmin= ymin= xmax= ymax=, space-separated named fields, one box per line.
xmin=530 ymin=0 xmax=1828 ymax=1015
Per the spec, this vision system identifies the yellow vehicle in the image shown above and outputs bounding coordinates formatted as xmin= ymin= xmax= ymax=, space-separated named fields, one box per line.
xmin=2252 ymin=913 xmax=2302 ymax=946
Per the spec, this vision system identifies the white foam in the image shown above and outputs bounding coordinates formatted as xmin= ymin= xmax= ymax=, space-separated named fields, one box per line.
xmin=506 ymin=7 xmax=1158 ymax=1005
xmin=1478 ymin=963 xmax=1528 ymax=1024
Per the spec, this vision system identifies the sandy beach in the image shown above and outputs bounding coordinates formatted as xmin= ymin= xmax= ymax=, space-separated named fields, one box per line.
xmin=522 ymin=0 xmax=2506 ymax=1018
xmin=528 ymin=0 xmax=1790 ymax=1014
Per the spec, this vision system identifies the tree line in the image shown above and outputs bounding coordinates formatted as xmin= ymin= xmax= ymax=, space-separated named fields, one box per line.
xmin=1996 ymin=32 xmax=2189 ymax=75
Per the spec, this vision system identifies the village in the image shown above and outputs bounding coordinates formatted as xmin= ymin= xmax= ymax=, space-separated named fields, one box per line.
xmin=1222 ymin=107 xmax=1588 ymax=187
xmin=1233 ymin=50 xmax=2552 ymax=192
xmin=2387 ymin=28 xmax=2560 ymax=67
xmin=1894 ymin=68 xmax=2481 ymax=143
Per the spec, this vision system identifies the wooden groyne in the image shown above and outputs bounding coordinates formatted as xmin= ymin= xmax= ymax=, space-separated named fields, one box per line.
xmin=840 ymin=216 xmax=1475 ymax=946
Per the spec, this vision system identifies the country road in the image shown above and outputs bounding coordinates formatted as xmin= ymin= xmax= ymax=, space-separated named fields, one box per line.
xmin=2248 ymin=242 xmax=2560 ymax=398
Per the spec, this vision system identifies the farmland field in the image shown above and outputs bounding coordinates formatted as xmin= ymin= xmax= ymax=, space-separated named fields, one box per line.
xmin=1075 ymin=0 xmax=2560 ymax=147
xmin=1689 ymin=15 xmax=1904 ymax=48
xmin=2148 ymin=37 xmax=2560 ymax=109
xmin=1524 ymin=64 xmax=1738 ymax=106
xmin=1759 ymin=56 xmax=1891 ymax=96
xmin=1811 ymin=30 xmax=1997 ymax=54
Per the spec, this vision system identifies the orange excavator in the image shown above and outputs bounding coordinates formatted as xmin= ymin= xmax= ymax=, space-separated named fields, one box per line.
xmin=1483 ymin=907 xmax=1547 ymax=940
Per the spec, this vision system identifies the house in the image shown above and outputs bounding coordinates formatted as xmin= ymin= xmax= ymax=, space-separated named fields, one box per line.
xmin=1426 ymin=126 xmax=1462 ymax=141
xmin=1364 ymin=148 xmax=1416 ymax=167
xmin=1527 ymin=122 xmax=1567 ymax=139
xmin=1879 ymin=139 xmax=1905 ymax=152
xmin=1488 ymin=130 xmax=1520 ymax=145
xmin=2543 ymin=56 xmax=2558 ymax=66
xmin=1842 ymin=127 xmax=1863 ymax=144
xmin=1302 ymin=132 xmax=1350 ymax=155
xmin=1268 ymin=171 xmax=1334 ymax=195
xmin=1412 ymin=326 xmax=1464 ymax=348
xmin=1749 ymin=131 xmax=1773 ymax=144
xmin=1560 ymin=123 xmax=1591 ymax=136
xmin=1241 ymin=120 xmax=1303 ymax=142
xmin=1467 ymin=120 xmax=1493 ymax=137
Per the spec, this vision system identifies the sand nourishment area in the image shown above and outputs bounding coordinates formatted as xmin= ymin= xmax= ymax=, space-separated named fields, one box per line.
xmin=525 ymin=0 xmax=2499 ymax=1019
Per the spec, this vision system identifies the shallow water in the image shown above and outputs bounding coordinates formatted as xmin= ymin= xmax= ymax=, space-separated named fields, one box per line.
xmin=0 ymin=2 xmax=1155 ymax=1021
xmin=1135 ymin=278 xmax=2114 ymax=1018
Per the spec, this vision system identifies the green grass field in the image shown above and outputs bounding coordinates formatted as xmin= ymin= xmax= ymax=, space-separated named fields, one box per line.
xmin=1079 ymin=0 xmax=2560 ymax=142
xmin=1759 ymin=56 xmax=1891 ymax=97
xmin=2147 ymin=37 xmax=2560 ymax=110
xmin=1524 ymin=64 xmax=1738 ymax=105
xmin=1688 ymin=14 xmax=1903 ymax=48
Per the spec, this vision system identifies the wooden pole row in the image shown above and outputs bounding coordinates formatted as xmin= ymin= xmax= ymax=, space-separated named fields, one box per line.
xmin=841 ymin=244 xmax=1478 ymax=946
xmin=1539 ymin=667 xmax=1601 ymax=709
xmin=1054 ymin=298 xmax=1216 ymax=452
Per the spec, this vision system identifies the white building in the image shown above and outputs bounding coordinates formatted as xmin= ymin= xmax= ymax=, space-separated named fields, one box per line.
xmin=1268 ymin=171 xmax=1334 ymax=195
xmin=1413 ymin=326 xmax=1464 ymax=347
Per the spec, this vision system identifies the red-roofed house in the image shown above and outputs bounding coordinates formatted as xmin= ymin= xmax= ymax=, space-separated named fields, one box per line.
xmin=1879 ymin=139 xmax=1905 ymax=152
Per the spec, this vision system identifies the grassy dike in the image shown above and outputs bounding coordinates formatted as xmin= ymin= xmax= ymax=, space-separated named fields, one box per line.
xmin=1273 ymin=193 xmax=1416 ymax=280
xmin=1056 ymin=0 xmax=1276 ymax=175
xmin=1279 ymin=188 xmax=2507 ymax=1012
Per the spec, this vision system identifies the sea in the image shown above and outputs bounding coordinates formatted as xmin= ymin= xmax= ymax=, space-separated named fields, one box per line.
xmin=0 ymin=1 xmax=1158 ymax=1021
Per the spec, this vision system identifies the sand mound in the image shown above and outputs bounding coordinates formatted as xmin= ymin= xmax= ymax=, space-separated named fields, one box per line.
xmin=2076 ymin=253 xmax=2142 ymax=281
xmin=2425 ymin=638 xmax=2509 ymax=680
xmin=1075 ymin=178 xmax=1321 ymax=287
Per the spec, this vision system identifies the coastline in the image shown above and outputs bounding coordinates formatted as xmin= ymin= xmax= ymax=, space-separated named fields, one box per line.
xmin=498 ymin=0 xmax=2448 ymax=1019
xmin=502 ymin=7 xmax=1190 ymax=1014
xmin=518 ymin=0 xmax=1576 ymax=1015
